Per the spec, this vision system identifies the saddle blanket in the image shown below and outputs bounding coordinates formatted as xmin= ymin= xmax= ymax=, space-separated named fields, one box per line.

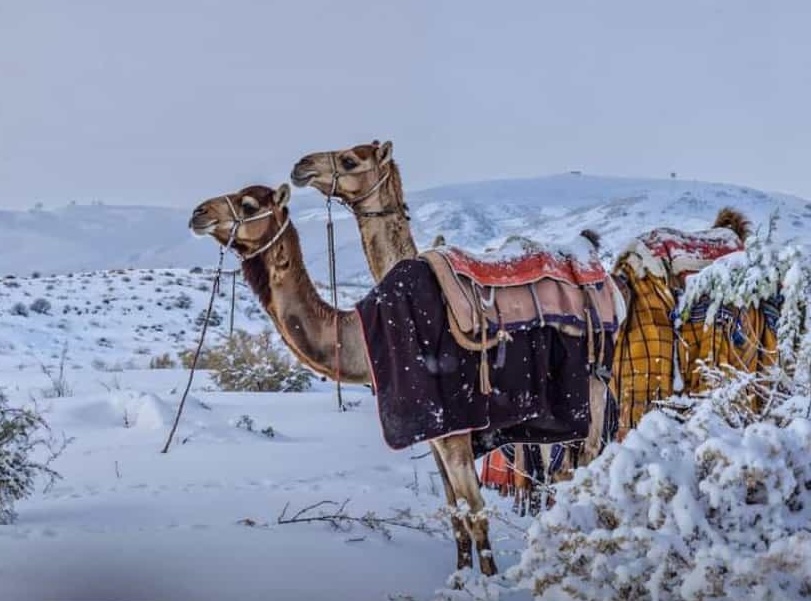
xmin=355 ymin=259 xmax=616 ymax=454
xmin=617 ymin=226 xmax=743 ymax=285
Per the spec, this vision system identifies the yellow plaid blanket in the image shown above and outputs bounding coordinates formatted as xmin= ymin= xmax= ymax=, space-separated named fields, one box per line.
xmin=612 ymin=237 xmax=779 ymax=439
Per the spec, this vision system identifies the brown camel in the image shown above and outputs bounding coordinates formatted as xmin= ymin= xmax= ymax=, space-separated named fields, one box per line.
xmin=291 ymin=141 xmax=616 ymax=573
xmin=189 ymin=182 xmax=500 ymax=578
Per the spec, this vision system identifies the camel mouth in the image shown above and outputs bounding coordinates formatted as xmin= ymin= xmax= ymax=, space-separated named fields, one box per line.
xmin=189 ymin=218 xmax=218 ymax=237
xmin=290 ymin=170 xmax=317 ymax=187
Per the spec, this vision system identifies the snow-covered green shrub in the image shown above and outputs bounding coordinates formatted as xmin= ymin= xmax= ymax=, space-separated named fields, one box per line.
xmin=493 ymin=221 xmax=811 ymax=601
xmin=505 ymin=405 xmax=811 ymax=600
xmin=0 ymin=391 xmax=65 ymax=524
xmin=678 ymin=214 xmax=810 ymax=418
xmin=188 ymin=329 xmax=313 ymax=393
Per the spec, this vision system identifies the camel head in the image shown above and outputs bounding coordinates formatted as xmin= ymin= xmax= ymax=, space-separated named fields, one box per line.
xmin=291 ymin=140 xmax=397 ymax=209
xmin=189 ymin=184 xmax=292 ymax=261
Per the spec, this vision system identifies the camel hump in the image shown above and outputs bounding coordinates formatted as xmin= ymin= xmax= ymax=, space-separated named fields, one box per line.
xmin=580 ymin=229 xmax=601 ymax=249
xmin=713 ymin=207 xmax=751 ymax=241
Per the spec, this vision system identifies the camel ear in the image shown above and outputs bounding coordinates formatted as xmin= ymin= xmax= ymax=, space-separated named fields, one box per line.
xmin=274 ymin=183 xmax=291 ymax=208
xmin=376 ymin=140 xmax=393 ymax=166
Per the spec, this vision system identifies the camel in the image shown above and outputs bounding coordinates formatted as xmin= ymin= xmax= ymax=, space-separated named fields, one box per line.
xmin=291 ymin=143 xmax=622 ymax=571
xmin=188 ymin=182 xmax=501 ymax=578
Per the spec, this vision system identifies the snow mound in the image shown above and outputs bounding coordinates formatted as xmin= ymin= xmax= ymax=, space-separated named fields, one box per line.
xmin=109 ymin=391 xmax=169 ymax=431
xmin=505 ymin=403 xmax=811 ymax=600
xmin=70 ymin=390 xmax=175 ymax=431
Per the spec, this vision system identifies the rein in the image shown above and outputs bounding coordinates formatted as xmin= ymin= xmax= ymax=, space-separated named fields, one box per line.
xmin=318 ymin=153 xmax=410 ymax=410
xmin=161 ymin=226 xmax=236 ymax=453
xmin=325 ymin=167 xmax=345 ymax=411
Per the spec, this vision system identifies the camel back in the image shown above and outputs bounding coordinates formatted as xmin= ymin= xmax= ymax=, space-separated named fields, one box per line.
xmin=612 ymin=225 xmax=779 ymax=439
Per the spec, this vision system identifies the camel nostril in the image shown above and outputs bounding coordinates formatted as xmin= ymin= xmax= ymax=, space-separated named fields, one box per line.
xmin=193 ymin=207 xmax=206 ymax=217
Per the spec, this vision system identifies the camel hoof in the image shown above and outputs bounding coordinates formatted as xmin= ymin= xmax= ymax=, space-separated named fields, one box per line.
xmin=448 ymin=570 xmax=468 ymax=590
xmin=481 ymin=559 xmax=498 ymax=577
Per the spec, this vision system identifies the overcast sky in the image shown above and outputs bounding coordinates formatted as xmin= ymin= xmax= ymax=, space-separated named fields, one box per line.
xmin=2 ymin=1 xmax=810 ymax=209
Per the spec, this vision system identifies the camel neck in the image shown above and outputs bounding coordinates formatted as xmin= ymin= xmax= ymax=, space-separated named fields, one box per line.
xmin=354 ymin=164 xmax=418 ymax=283
xmin=240 ymin=224 xmax=371 ymax=384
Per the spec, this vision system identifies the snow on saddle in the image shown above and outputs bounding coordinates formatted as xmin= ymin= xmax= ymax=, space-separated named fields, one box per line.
xmin=618 ymin=226 xmax=743 ymax=288
xmin=420 ymin=234 xmax=623 ymax=393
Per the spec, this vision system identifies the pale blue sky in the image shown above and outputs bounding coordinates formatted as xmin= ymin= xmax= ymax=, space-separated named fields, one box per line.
xmin=2 ymin=0 xmax=809 ymax=208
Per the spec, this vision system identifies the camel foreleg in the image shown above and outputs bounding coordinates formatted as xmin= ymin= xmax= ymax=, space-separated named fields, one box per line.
xmin=432 ymin=435 xmax=497 ymax=577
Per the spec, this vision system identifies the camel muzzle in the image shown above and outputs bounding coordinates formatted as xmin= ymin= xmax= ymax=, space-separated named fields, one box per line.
xmin=290 ymin=161 xmax=317 ymax=187
xmin=188 ymin=210 xmax=218 ymax=236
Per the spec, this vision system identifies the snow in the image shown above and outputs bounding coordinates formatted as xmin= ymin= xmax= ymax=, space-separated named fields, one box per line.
xmin=502 ymin=404 xmax=811 ymax=601
xmin=2 ymin=173 xmax=810 ymax=600
xmin=0 ymin=267 xmax=533 ymax=601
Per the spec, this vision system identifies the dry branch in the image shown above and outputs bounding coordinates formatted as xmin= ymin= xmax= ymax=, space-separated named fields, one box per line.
xmin=273 ymin=498 xmax=448 ymax=540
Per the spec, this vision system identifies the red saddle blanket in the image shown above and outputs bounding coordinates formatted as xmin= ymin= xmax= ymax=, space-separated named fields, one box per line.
xmin=617 ymin=226 xmax=743 ymax=284
xmin=435 ymin=242 xmax=608 ymax=287
xmin=636 ymin=227 xmax=743 ymax=275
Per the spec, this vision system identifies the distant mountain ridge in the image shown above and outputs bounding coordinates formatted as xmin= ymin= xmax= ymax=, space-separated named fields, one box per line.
xmin=3 ymin=174 xmax=809 ymax=282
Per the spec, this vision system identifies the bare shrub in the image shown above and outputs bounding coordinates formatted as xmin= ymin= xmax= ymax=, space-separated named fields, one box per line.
xmin=182 ymin=329 xmax=313 ymax=392
xmin=149 ymin=353 xmax=177 ymax=369
xmin=40 ymin=343 xmax=72 ymax=398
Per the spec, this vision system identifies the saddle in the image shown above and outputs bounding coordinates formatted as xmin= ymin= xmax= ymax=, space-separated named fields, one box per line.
xmin=420 ymin=235 xmax=622 ymax=394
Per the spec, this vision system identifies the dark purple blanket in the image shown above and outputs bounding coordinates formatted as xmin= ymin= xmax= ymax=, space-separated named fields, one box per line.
xmin=355 ymin=259 xmax=616 ymax=456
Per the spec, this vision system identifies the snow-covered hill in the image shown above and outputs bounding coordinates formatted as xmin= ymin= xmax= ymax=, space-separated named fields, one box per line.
xmin=3 ymin=174 xmax=809 ymax=285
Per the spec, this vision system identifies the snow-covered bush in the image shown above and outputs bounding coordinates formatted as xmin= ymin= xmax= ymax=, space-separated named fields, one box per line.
xmin=505 ymin=405 xmax=811 ymax=600
xmin=498 ymin=222 xmax=811 ymax=600
xmin=184 ymin=329 xmax=313 ymax=393
xmin=0 ymin=391 xmax=65 ymax=524
xmin=679 ymin=214 xmax=810 ymax=417
xmin=29 ymin=298 xmax=51 ymax=315
xmin=195 ymin=308 xmax=223 ymax=327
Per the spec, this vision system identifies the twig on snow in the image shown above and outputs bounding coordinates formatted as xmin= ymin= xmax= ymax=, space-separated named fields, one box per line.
xmin=274 ymin=498 xmax=447 ymax=540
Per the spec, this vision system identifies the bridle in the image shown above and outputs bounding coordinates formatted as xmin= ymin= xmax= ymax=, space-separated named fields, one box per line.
xmin=325 ymin=152 xmax=409 ymax=220
xmin=223 ymin=195 xmax=290 ymax=261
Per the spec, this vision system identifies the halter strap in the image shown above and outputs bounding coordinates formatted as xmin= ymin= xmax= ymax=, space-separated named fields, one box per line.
xmin=223 ymin=195 xmax=290 ymax=262
xmin=327 ymin=153 xmax=408 ymax=220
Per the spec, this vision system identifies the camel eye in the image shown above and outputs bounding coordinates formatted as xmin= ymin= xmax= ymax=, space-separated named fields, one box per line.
xmin=341 ymin=157 xmax=358 ymax=171
xmin=241 ymin=201 xmax=259 ymax=215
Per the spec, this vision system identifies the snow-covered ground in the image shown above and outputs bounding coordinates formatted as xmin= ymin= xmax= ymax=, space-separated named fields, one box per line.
xmin=0 ymin=267 xmax=534 ymax=601
xmin=2 ymin=173 xmax=810 ymax=600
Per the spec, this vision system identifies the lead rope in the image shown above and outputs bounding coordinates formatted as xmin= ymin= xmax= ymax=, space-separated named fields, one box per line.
xmin=326 ymin=161 xmax=345 ymax=411
xmin=162 ymin=220 xmax=238 ymax=453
